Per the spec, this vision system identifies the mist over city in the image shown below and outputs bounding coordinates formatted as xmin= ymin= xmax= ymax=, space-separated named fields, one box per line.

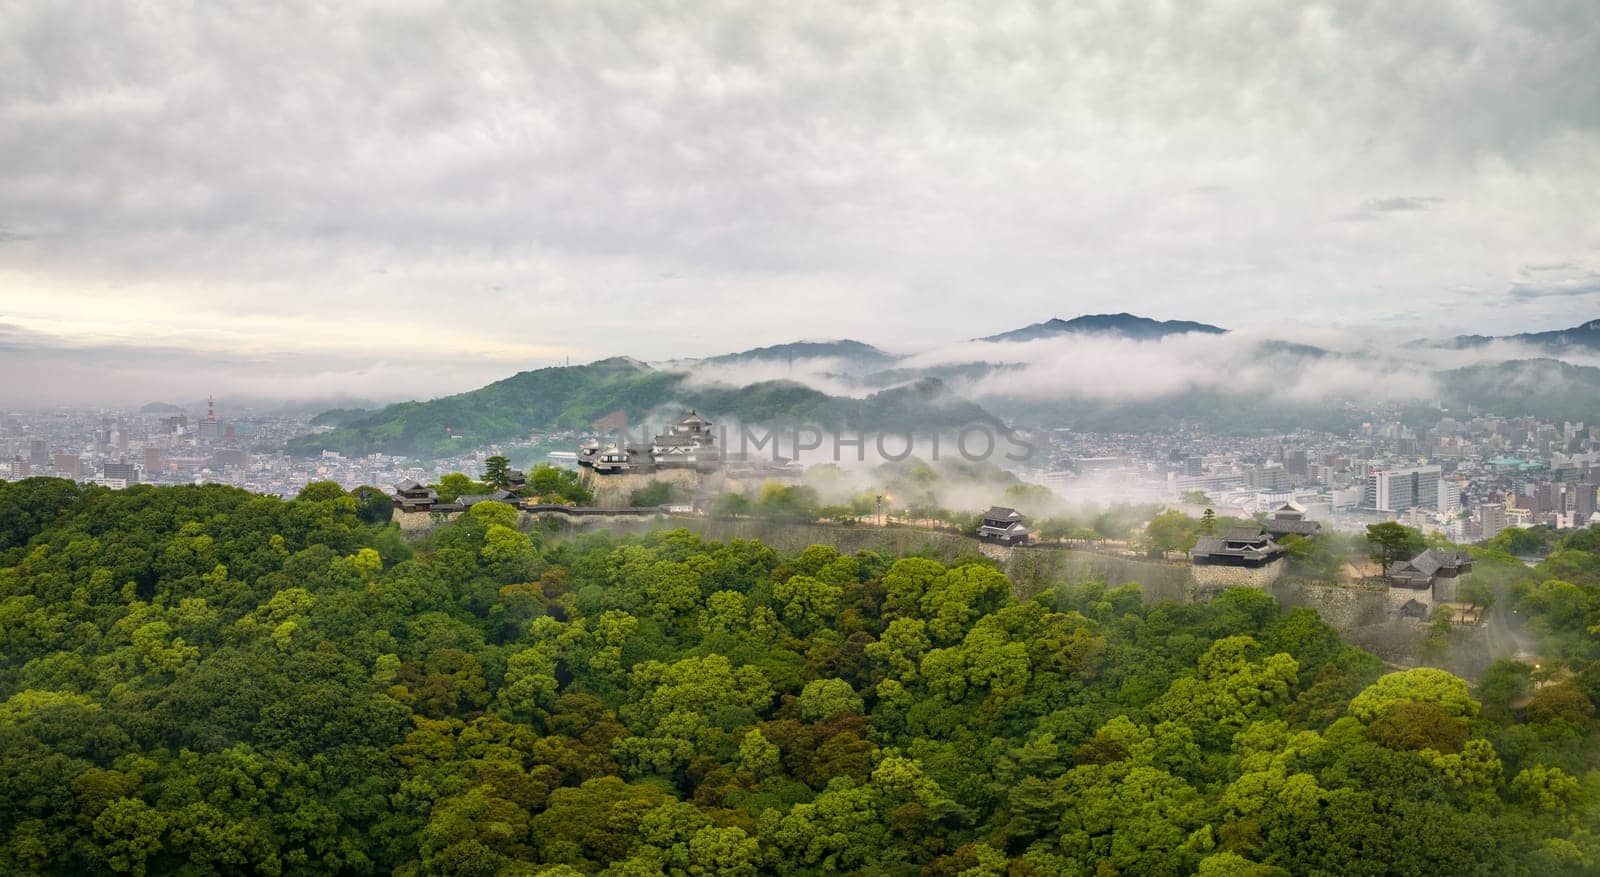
xmin=3 ymin=4 xmax=1600 ymax=875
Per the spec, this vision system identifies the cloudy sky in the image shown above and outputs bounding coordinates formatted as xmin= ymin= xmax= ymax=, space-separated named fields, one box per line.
xmin=2 ymin=0 xmax=1599 ymax=405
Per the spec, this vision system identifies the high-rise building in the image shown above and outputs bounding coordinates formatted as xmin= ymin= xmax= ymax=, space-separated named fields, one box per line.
xmin=198 ymin=396 xmax=221 ymax=441
xmin=143 ymin=446 xmax=164 ymax=477
xmin=53 ymin=453 xmax=81 ymax=481
xmin=1479 ymin=502 xmax=1507 ymax=540
xmin=1534 ymin=483 xmax=1558 ymax=514
xmin=1363 ymin=465 xmax=1442 ymax=512
xmin=1282 ymin=449 xmax=1308 ymax=476
xmin=28 ymin=438 xmax=48 ymax=466
xmin=7 ymin=455 xmax=29 ymax=480
xmin=1438 ymin=479 xmax=1463 ymax=515
xmin=1249 ymin=465 xmax=1293 ymax=492
xmin=1576 ymin=483 xmax=1598 ymax=523
xmin=103 ymin=461 xmax=137 ymax=483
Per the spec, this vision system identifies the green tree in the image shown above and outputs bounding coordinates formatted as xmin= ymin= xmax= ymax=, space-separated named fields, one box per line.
xmin=799 ymin=678 xmax=864 ymax=721
xmin=1144 ymin=509 xmax=1198 ymax=560
xmin=483 ymin=455 xmax=512 ymax=489
xmin=1364 ymin=522 xmax=1424 ymax=577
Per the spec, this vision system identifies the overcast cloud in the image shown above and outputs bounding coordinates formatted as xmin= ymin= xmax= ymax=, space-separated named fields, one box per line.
xmin=2 ymin=0 xmax=1599 ymax=405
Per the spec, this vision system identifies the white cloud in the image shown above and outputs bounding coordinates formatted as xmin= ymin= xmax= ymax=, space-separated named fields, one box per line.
xmin=1 ymin=0 xmax=1598 ymax=400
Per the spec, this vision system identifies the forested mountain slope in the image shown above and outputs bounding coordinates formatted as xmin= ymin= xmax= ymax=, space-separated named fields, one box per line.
xmin=288 ymin=358 xmax=996 ymax=459
xmin=1 ymin=477 xmax=1598 ymax=874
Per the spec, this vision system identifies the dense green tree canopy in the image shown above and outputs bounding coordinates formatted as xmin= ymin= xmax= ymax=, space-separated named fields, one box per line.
xmin=0 ymin=477 xmax=1597 ymax=875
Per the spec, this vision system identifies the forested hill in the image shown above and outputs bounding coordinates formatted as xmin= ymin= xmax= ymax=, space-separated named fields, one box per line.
xmin=1438 ymin=358 xmax=1600 ymax=423
xmin=3 ymin=476 xmax=1600 ymax=874
xmin=287 ymin=358 xmax=997 ymax=458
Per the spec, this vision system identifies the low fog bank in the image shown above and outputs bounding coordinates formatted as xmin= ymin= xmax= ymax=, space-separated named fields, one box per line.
xmin=662 ymin=356 xmax=875 ymax=400
xmin=654 ymin=324 xmax=1600 ymax=427
xmin=896 ymin=328 xmax=1597 ymax=407
xmin=0 ymin=341 xmax=517 ymax=411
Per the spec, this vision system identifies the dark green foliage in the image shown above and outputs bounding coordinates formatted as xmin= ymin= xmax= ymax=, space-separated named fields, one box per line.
xmin=483 ymin=455 xmax=512 ymax=489
xmin=1 ymin=478 xmax=1597 ymax=874
xmin=627 ymin=481 xmax=680 ymax=508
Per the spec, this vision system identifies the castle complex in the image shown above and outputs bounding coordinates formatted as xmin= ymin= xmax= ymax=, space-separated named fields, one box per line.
xmin=578 ymin=410 xmax=722 ymax=475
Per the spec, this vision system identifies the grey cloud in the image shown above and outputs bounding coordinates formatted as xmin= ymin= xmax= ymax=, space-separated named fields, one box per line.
xmin=0 ymin=322 xmax=515 ymax=407
xmin=1508 ymin=274 xmax=1600 ymax=299
xmin=0 ymin=1 xmax=1598 ymax=373
xmin=1338 ymin=196 xmax=1445 ymax=221
xmin=1363 ymin=196 xmax=1444 ymax=213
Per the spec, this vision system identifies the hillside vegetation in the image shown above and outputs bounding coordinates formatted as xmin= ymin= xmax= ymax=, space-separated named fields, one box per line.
xmin=289 ymin=359 xmax=996 ymax=459
xmin=2 ymin=477 xmax=1599 ymax=874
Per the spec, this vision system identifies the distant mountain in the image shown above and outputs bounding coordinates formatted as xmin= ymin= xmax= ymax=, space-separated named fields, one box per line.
xmin=1432 ymin=318 xmax=1600 ymax=351
xmin=308 ymin=407 xmax=371 ymax=428
xmin=288 ymin=358 xmax=997 ymax=458
xmin=1437 ymin=358 xmax=1600 ymax=422
xmin=288 ymin=316 xmax=1600 ymax=456
xmin=704 ymin=339 xmax=898 ymax=368
xmin=139 ymin=401 xmax=182 ymax=414
xmin=978 ymin=313 xmax=1227 ymax=343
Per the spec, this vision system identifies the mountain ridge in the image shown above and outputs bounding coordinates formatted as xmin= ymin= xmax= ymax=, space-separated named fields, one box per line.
xmin=976 ymin=313 xmax=1228 ymax=343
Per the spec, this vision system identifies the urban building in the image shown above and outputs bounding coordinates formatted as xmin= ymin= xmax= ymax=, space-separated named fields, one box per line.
xmin=1363 ymin=465 xmax=1442 ymax=512
xmin=103 ymin=461 xmax=137 ymax=482
xmin=53 ymin=453 xmax=80 ymax=481
xmin=1479 ymin=502 xmax=1507 ymax=540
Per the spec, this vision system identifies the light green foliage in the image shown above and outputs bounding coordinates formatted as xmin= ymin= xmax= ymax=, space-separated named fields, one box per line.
xmin=737 ymin=729 xmax=782 ymax=778
xmin=798 ymin=678 xmax=863 ymax=721
xmin=482 ymin=523 xmax=538 ymax=581
xmin=699 ymin=590 xmax=747 ymax=640
xmin=437 ymin=472 xmax=489 ymax=503
xmin=765 ymin=780 xmax=887 ymax=871
xmin=920 ymin=563 xmax=1010 ymax=644
xmin=1 ymin=479 xmax=1598 ymax=875
xmin=1059 ymin=763 xmax=1209 ymax=877
xmin=1197 ymin=851 xmax=1289 ymax=876
xmin=881 ymin=557 xmax=947 ymax=617
xmin=772 ymin=574 xmax=841 ymax=635
xmin=92 ymin=798 xmax=166 ymax=876
xmin=1347 ymin=668 xmax=1479 ymax=723
xmin=1143 ymin=509 xmax=1200 ymax=559
xmin=1151 ymin=637 xmax=1299 ymax=744
xmin=1510 ymin=764 xmax=1583 ymax=813
xmin=865 ymin=616 xmax=930 ymax=681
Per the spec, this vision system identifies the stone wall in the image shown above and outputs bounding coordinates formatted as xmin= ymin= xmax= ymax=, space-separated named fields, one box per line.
xmin=1188 ymin=560 xmax=1285 ymax=599
xmin=580 ymin=468 xmax=719 ymax=508
xmin=1270 ymin=580 xmax=1391 ymax=629
xmin=1387 ymin=585 xmax=1434 ymax=614
xmin=394 ymin=509 xmax=461 ymax=533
